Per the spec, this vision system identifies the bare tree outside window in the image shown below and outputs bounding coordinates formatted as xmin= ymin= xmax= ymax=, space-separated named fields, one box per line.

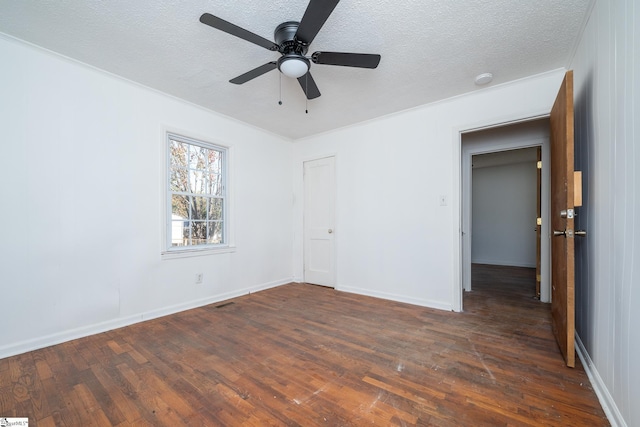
xmin=167 ymin=134 xmax=226 ymax=248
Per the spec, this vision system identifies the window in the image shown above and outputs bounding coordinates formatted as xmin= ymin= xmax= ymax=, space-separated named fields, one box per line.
xmin=166 ymin=133 xmax=227 ymax=252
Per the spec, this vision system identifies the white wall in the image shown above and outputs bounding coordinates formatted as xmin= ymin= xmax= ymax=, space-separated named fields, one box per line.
xmin=0 ymin=35 xmax=294 ymax=358
xmin=471 ymin=156 xmax=537 ymax=268
xmin=292 ymin=70 xmax=566 ymax=311
xmin=571 ymin=0 xmax=639 ymax=425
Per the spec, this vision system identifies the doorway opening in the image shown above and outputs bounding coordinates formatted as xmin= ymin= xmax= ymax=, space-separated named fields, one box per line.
xmin=460 ymin=118 xmax=551 ymax=311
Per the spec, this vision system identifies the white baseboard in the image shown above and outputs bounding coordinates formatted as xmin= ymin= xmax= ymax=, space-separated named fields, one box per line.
xmin=0 ymin=278 xmax=293 ymax=360
xmin=337 ymin=285 xmax=452 ymax=311
xmin=575 ymin=333 xmax=627 ymax=427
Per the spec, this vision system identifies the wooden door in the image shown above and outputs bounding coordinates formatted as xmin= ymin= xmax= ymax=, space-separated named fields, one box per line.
xmin=304 ymin=156 xmax=336 ymax=286
xmin=550 ymin=70 xmax=576 ymax=368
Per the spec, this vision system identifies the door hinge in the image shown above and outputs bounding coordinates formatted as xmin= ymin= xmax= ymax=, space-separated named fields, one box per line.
xmin=537 ymin=161 xmax=542 ymax=169
xmin=536 ymin=217 xmax=542 ymax=226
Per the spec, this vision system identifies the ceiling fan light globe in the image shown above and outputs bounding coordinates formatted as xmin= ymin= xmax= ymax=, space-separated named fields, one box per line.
xmin=278 ymin=55 xmax=310 ymax=78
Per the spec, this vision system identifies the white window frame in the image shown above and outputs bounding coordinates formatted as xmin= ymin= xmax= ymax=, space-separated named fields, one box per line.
xmin=162 ymin=131 xmax=234 ymax=258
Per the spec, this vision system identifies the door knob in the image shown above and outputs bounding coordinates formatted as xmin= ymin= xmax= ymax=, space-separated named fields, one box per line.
xmin=554 ymin=229 xmax=586 ymax=237
xmin=328 ymin=229 xmax=333 ymax=234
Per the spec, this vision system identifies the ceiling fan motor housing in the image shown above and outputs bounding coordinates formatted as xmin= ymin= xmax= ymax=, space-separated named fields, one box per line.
xmin=274 ymin=21 xmax=308 ymax=55
xmin=275 ymin=21 xmax=310 ymax=77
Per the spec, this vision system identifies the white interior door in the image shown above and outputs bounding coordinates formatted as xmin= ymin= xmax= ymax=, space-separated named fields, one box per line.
xmin=304 ymin=156 xmax=336 ymax=286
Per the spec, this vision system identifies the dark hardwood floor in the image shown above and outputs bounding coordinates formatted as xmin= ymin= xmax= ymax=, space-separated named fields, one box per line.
xmin=1 ymin=265 xmax=608 ymax=426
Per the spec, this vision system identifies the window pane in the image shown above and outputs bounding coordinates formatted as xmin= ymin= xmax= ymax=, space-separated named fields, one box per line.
xmin=189 ymin=169 xmax=207 ymax=194
xmin=189 ymin=145 xmax=207 ymax=170
xmin=208 ymin=150 xmax=222 ymax=174
xmin=170 ymin=140 xmax=188 ymax=167
xmin=171 ymin=219 xmax=187 ymax=246
xmin=207 ymin=221 xmax=223 ymax=244
xmin=208 ymin=198 xmax=223 ymax=221
xmin=170 ymin=167 xmax=188 ymax=192
xmin=192 ymin=196 xmax=208 ymax=220
xmin=208 ymin=173 xmax=223 ymax=196
xmin=171 ymin=195 xmax=189 ymax=219
xmin=182 ymin=221 xmax=192 ymax=244
xmin=191 ymin=221 xmax=208 ymax=245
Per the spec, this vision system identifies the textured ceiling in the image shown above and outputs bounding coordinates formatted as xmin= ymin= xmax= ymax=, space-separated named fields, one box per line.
xmin=0 ymin=0 xmax=592 ymax=139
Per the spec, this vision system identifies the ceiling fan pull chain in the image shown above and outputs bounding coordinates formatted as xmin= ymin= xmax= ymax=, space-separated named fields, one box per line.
xmin=305 ymin=74 xmax=309 ymax=114
xmin=278 ymin=72 xmax=283 ymax=105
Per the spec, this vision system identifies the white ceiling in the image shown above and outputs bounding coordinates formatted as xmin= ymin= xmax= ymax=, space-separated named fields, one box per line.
xmin=0 ymin=0 xmax=592 ymax=140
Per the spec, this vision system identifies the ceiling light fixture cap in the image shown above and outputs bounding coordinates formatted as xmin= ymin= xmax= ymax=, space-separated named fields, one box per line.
xmin=474 ymin=72 xmax=493 ymax=86
xmin=278 ymin=54 xmax=310 ymax=79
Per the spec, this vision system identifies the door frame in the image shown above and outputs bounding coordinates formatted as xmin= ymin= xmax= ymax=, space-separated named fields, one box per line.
xmin=454 ymin=114 xmax=552 ymax=312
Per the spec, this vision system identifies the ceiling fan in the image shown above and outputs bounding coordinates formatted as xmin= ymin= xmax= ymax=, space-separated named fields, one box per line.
xmin=200 ymin=0 xmax=381 ymax=100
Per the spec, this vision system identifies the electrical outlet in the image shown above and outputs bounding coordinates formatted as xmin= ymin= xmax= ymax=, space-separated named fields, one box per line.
xmin=195 ymin=273 xmax=203 ymax=284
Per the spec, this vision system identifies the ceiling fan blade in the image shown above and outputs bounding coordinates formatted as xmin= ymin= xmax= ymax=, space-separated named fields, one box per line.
xmin=312 ymin=52 xmax=381 ymax=68
xmin=295 ymin=0 xmax=340 ymax=45
xmin=229 ymin=62 xmax=278 ymax=84
xmin=200 ymin=13 xmax=278 ymax=51
xmin=297 ymin=72 xmax=321 ymax=99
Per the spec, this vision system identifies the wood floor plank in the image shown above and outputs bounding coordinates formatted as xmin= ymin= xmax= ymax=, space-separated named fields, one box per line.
xmin=72 ymin=382 xmax=114 ymax=425
xmin=36 ymin=415 xmax=58 ymax=427
xmin=0 ymin=265 xmax=609 ymax=425
xmin=90 ymin=363 xmax=143 ymax=424
xmin=40 ymin=376 xmax=80 ymax=426
xmin=115 ymin=363 xmax=185 ymax=426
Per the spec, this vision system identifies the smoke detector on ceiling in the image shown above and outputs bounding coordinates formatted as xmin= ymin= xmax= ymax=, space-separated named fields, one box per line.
xmin=474 ymin=73 xmax=493 ymax=85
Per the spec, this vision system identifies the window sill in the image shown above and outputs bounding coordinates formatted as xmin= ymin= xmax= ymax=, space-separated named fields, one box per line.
xmin=161 ymin=245 xmax=236 ymax=260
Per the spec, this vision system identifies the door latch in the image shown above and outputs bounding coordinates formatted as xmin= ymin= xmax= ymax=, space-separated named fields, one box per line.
xmin=560 ymin=209 xmax=574 ymax=219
